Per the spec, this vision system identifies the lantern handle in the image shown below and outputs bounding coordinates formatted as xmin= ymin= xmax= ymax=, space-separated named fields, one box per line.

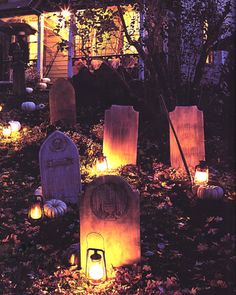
xmin=86 ymin=232 xmax=105 ymax=251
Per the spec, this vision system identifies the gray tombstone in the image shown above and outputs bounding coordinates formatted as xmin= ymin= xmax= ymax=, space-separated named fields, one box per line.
xmin=169 ymin=106 xmax=205 ymax=169
xmin=103 ymin=105 xmax=139 ymax=169
xmin=39 ymin=131 xmax=81 ymax=204
xmin=80 ymin=175 xmax=140 ymax=278
xmin=49 ymin=78 xmax=76 ymax=126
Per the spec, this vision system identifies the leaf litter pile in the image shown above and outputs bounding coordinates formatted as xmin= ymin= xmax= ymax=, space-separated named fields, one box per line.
xmin=0 ymin=101 xmax=235 ymax=295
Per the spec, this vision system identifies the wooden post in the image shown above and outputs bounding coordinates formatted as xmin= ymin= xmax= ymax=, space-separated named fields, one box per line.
xmin=37 ymin=14 xmax=44 ymax=80
xmin=68 ymin=17 xmax=74 ymax=79
xmin=138 ymin=0 xmax=145 ymax=81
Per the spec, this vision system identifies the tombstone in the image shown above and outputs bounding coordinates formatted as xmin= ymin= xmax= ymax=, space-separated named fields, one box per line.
xmin=169 ymin=106 xmax=205 ymax=169
xmin=49 ymin=78 xmax=76 ymax=126
xmin=80 ymin=175 xmax=140 ymax=278
xmin=39 ymin=131 xmax=81 ymax=204
xmin=103 ymin=105 xmax=139 ymax=169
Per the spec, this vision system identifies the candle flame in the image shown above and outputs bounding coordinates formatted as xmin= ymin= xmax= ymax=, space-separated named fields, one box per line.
xmin=69 ymin=254 xmax=77 ymax=265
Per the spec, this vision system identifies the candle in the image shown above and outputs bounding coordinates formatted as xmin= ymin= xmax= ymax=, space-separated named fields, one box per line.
xmin=2 ymin=127 xmax=12 ymax=137
xmin=29 ymin=204 xmax=43 ymax=220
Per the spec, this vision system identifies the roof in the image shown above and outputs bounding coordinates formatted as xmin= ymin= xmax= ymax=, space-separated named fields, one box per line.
xmin=0 ymin=0 xmax=43 ymax=17
xmin=0 ymin=0 xmax=135 ymax=17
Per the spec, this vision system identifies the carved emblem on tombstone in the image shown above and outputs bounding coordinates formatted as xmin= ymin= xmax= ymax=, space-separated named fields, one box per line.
xmin=80 ymin=175 xmax=140 ymax=278
xmin=39 ymin=130 xmax=81 ymax=204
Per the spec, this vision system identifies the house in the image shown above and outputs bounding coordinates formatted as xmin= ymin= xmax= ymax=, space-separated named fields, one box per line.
xmin=0 ymin=0 xmax=141 ymax=82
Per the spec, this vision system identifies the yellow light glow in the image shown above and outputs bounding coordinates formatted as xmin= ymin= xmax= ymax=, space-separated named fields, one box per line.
xmin=96 ymin=157 xmax=108 ymax=172
xmin=69 ymin=254 xmax=78 ymax=266
xmin=194 ymin=170 xmax=209 ymax=185
xmin=2 ymin=127 xmax=12 ymax=138
xmin=29 ymin=204 xmax=43 ymax=220
xmin=61 ymin=7 xmax=71 ymax=20
xmin=89 ymin=261 xmax=104 ymax=282
xmin=0 ymin=105 xmax=3 ymax=112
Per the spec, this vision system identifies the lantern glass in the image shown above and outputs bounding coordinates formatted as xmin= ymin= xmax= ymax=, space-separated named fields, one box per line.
xmin=194 ymin=161 xmax=209 ymax=185
xmin=96 ymin=154 xmax=108 ymax=173
xmin=85 ymin=233 xmax=107 ymax=284
xmin=28 ymin=196 xmax=44 ymax=221
xmin=86 ymin=248 xmax=107 ymax=284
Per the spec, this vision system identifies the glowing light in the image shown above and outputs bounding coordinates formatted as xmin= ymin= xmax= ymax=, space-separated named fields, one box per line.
xmin=0 ymin=105 xmax=3 ymax=112
xmin=69 ymin=254 xmax=78 ymax=266
xmin=89 ymin=260 xmax=104 ymax=282
xmin=194 ymin=161 xmax=209 ymax=186
xmin=194 ymin=170 xmax=209 ymax=185
xmin=9 ymin=121 xmax=21 ymax=132
xmin=96 ymin=155 xmax=108 ymax=173
xmin=29 ymin=204 xmax=43 ymax=220
xmin=61 ymin=7 xmax=71 ymax=20
xmin=2 ymin=127 xmax=12 ymax=138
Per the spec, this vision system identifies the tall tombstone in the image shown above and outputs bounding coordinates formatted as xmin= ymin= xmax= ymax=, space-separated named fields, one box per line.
xmin=80 ymin=175 xmax=140 ymax=278
xmin=103 ymin=105 xmax=139 ymax=169
xmin=49 ymin=78 xmax=76 ymax=126
xmin=39 ymin=131 xmax=81 ymax=204
xmin=169 ymin=106 xmax=205 ymax=169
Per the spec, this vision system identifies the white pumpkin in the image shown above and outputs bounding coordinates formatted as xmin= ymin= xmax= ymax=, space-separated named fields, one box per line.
xmin=44 ymin=199 xmax=67 ymax=218
xmin=197 ymin=185 xmax=224 ymax=199
xmin=8 ymin=121 xmax=21 ymax=132
xmin=38 ymin=82 xmax=47 ymax=90
xmin=42 ymin=77 xmax=51 ymax=83
xmin=26 ymin=87 xmax=33 ymax=94
xmin=21 ymin=101 xmax=36 ymax=112
xmin=36 ymin=103 xmax=46 ymax=110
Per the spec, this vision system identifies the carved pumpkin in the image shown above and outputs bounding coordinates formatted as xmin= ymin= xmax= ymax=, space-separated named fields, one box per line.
xmin=44 ymin=199 xmax=67 ymax=218
xmin=197 ymin=185 xmax=224 ymax=199
xmin=21 ymin=101 xmax=36 ymax=112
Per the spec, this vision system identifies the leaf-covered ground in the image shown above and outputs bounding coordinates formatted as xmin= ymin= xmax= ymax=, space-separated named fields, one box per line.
xmin=0 ymin=94 xmax=235 ymax=295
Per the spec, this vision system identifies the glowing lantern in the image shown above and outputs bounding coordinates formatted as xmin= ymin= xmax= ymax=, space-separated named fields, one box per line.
xmin=194 ymin=160 xmax=209 ymax=186
xmin=28 ymin=195 xmax=44 ymax=221
xmin=8 ymin=121 xmax=21 ymax=133
xmin=86 ymin=233 xmax=107 ymax=284
xmin=67 ymin=243 xmax=80 ymax=267
xmin=96 ymin=154 xmax=108 ymax=173
xmin=2 ymin=127 xmax=12 ymax=138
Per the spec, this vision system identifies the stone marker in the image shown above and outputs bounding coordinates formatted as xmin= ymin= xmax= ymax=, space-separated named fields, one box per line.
xmin=103 ymin=105 xmax=139 ymax=169
xmin=169 ymin=106 xmax=205 ymax=169
xmin=80 ymin=175 xmax=140 ymax=278
xmin=39 ymin=130 xmax=81 ymax=204
xmin=49 ymin=78 xmax=76 ymax=126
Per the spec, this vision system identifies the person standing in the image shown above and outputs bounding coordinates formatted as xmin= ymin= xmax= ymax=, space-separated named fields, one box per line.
xmin=9 ymin=31 xmax=29 ymax=100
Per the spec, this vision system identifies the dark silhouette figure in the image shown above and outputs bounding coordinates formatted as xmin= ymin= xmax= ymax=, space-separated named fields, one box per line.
xmin=9 ymin=32 xmax=29 ymax=99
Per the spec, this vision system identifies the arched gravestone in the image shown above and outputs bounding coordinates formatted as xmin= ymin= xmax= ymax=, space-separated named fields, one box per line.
xmin=169 ymin=106 xmax=205 ymax=169
xmin=49 ymin=78 xmax=76 ymax=126
xmin=39 ymin=131 xmax=81 ymax=204
xmin=80 ymin=175 xmax=140 ymax=278
xmin=103 ymin=105 xmax=139 ymax=169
